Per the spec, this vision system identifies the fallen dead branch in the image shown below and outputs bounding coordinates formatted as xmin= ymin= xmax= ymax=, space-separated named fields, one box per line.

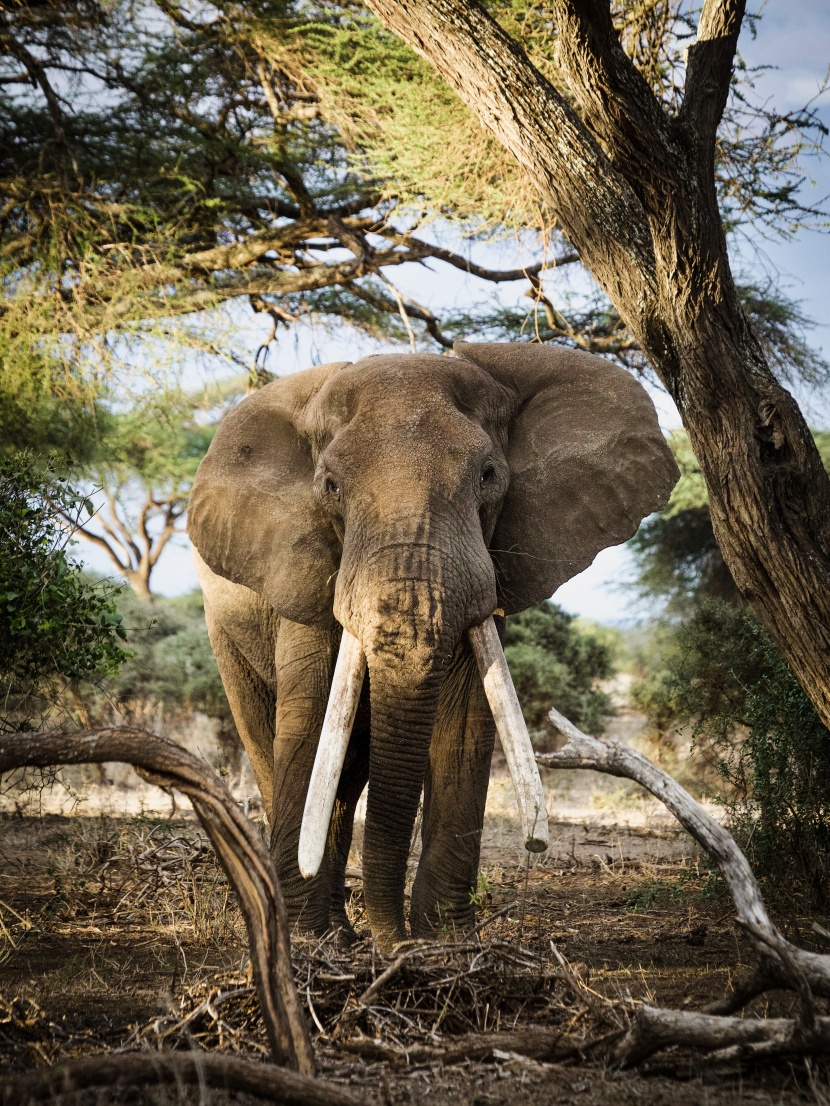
xmin=539 ymin=706 xmax=830 ymax=1065
xmin=1 ymin=1051 xmax=360 ymax=1106
xmin=0 ymin=727 xmax=313 ymax=1074
xmin=612 ymin=1006 xmax=830 ymax=1066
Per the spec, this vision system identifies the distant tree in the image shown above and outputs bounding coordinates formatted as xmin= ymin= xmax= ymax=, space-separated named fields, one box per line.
xmin=59 ymin=392 xmax=221 ymax=599
xmin=631 ymin=429 xmax=830 ymax=614
xmin=108 ymin=589 xmax=232 ymax=726
xmin=0 ymin=454 xmax=127 ymax=732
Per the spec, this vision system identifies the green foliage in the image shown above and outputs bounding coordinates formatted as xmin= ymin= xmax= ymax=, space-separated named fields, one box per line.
xmin=504 ymin=603 xmax=616 ymax=740
xmin=108 ymin=590 xmax=231 ymax=724
xmin=0 ymin=454 xmax=127 ymax=731
xmin=633 ymin=600 xmax=830 ymax=909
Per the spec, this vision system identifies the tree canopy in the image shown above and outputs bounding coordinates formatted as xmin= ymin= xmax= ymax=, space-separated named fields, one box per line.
xmin=1 ymin=0 xmax=825 ymax=392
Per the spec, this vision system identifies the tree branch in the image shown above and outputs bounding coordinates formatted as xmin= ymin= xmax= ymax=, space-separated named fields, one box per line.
xmin=347 ymin=281 xmax=454 ymax=347
xmin=0 ymin=727 xmax=313 ymax=1074
xmin=681 ymin=0 xmax=746 ymax=149
xmin=364 ymin=0 xmax=657 ymax=330
xmin=374 ymin=227 xmax=580 ymax=282
xmin=2 ymin=1053 xmax=358 ymax=1106
xmin=103 ymin=487 xmax=142 ymax=566
xmin=57 ymin=513 xmax=129 ymax=574
xmin=549 ymin=0 xmax=677 ymax=185
xmin=539 ymin=707 xmax=830 ymax=1001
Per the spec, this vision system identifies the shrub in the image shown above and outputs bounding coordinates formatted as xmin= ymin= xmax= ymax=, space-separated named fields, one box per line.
xmin=504 ymin=603 xmax=615 ymax=740
xmin=106 ymin=589 xmax=232 ymax=726
xmin=0 ymin=454 xmax=127 ymax=731
xmin=633 ymin=599 xmax=830 ymax=909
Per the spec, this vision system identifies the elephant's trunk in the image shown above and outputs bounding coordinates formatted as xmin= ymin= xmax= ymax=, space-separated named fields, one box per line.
xmin=298 ymin=618 xmax=549 ymax=936
xmin=361 ymin=664 xmax=443 ymax=948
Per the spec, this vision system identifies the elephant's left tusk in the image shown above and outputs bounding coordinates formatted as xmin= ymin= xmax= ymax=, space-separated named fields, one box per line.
xmin=298 ymin=628 xmax=366 ymax=879
xmin=469 ymin=616 xmax=549 ymax=854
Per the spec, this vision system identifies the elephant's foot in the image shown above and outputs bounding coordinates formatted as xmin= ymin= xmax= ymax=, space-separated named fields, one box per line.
xmin=327 ymin=903 xmax=360 ymax=948
xmin=410 ymin=878 xmax=475 ymax=939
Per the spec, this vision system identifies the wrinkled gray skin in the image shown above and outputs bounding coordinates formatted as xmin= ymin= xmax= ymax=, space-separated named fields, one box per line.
xmin=188 ymin=342 xmax=678 ymax=950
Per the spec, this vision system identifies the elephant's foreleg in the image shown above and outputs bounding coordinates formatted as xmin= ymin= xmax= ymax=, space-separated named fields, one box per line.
xmin=204 ymin=606 xmax=276 ymax=819
xmin=410 ymin=639 xmax=496 ymax=936
xmin=271 ymin=619 xmax=342 ymax=936
xmin=325 ymin=699 xmax=370 ymax=943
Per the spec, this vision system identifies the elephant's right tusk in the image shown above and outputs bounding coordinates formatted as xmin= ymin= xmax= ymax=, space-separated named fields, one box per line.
xmin=469 ymin=616 xmax=549 ymax=854
xmin=298 ymin=628 xmax=366 ymax=879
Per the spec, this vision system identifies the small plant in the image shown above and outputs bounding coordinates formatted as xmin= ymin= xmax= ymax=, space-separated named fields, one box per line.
xmin=469 ymin=872 xmax=493 ymax=910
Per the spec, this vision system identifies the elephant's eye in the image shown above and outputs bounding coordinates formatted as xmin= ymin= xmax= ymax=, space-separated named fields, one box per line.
xmin=324 ymin=475 xmax=340 ymax=498
xmin=480 ymin=463 xmax=496 ymax=487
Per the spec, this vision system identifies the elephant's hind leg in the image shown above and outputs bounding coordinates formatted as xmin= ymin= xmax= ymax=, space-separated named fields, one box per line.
xmin=410 ymin=640 xmax=496 ymax=937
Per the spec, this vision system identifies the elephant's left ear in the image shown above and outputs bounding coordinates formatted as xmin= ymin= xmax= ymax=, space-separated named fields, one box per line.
xmin=454 ymin=342 xmax=679 ymax=614
xmin=187 ymin=362 xmax=350 ymax=627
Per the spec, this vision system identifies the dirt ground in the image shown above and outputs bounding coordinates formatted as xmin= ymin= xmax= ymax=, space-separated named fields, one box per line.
xmin=2 ymin=730 xmax=830 ymax=1104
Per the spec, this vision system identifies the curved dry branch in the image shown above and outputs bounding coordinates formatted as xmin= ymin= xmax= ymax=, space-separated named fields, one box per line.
xmin=539 ymin=706 xmax=830 ymax=1064
xmin=0 ymin=727 xmax=313 ymax=1075
xmin=1 ymin=1051 xmax=359 ymax=1106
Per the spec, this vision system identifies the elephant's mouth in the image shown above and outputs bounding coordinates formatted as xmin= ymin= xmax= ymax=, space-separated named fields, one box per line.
xmin=297 ymin=615 xmax=549 ymax=880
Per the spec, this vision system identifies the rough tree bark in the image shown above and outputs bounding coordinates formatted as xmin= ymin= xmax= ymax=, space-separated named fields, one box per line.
xmin=364 ymin=0 xmax=830 ymax=727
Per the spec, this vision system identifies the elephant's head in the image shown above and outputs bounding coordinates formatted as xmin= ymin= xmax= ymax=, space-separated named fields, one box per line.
xmin=188 ymin=342 xmax=678 ymax=943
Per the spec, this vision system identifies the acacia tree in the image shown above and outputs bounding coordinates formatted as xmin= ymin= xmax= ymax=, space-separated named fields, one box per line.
xmin=361 ymin=0 xmax=830 ymax=726
xmin=0 ymin=0 xmax=573 ymax=368
xmin=59 ymin=394 xmax=218 ymax=599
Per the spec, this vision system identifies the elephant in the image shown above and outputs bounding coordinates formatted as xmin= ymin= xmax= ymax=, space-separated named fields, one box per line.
xmin=187 ymin=341 xmax=678 ymax=950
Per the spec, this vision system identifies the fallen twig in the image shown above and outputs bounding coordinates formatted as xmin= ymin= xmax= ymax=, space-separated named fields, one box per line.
xmin=540 ymin=706 xmax=830 ymax=1065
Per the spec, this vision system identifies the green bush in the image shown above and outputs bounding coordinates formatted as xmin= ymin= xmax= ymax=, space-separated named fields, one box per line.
xmin=108 ymin=590 xmax=231 ymax=725
xmin=504 ymin=603 xmax=615 ymax=740
xmin=633 ymin=599 xmax=830 ymax=909
xmin=0 ymin=454 xmax=127 ymax=731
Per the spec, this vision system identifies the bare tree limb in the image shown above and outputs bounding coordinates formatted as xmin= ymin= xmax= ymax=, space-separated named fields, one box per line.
xmin=55 ymin=510 xmax=129 ymax=574
xmin=0 ymin=727 xmax=314 ymax=1074
xmin=539 ymin=707 xmax=830 ymax=1002
xmin=612 ymin=1005 xmax=830 ymax=1067
xmin=2 ymin=1052 xmax=358 ymax=1106
xmin=682 ymin=0 xmax=746 ymax=147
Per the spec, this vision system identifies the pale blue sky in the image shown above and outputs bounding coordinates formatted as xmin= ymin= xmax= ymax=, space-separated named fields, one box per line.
xmin=77 ymin=5 xmax=830 ymax=624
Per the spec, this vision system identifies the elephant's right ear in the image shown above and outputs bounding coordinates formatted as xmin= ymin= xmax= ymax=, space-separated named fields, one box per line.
xmin=188 ymin=362 xmax=350 ymax=627
xmin=455 ymin=342 xmax=679 ymax=614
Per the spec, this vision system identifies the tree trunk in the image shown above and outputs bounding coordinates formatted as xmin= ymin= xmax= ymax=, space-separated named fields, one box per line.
xmin=126 ymin=568 xmax=154 ymax=601
xmin=364 ymin=0 xmax=830 ymax=727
